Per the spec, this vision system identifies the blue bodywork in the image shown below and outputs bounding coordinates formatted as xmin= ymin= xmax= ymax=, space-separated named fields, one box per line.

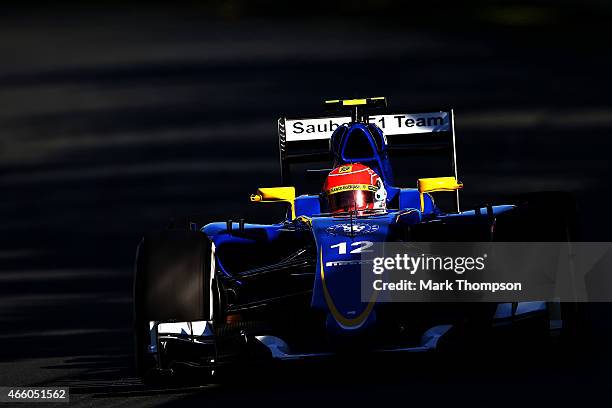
xmin=202 ymin=121 xmax=516 ymax=337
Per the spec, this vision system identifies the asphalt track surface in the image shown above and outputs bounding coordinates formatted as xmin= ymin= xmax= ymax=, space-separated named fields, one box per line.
xmin=1 ymin=7 xmax=612 ymax=407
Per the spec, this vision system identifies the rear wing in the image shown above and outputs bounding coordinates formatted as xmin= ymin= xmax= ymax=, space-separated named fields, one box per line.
xmin=279 ymin=109 xmax=457 ymax=180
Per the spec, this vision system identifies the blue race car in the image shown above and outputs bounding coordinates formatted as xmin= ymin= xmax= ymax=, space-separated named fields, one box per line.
xmin=133 ymin=97 xmax=580 ymax=381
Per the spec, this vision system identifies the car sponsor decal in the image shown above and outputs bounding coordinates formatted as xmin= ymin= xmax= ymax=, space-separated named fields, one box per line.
xmin=326 ymin=223 xmax=380 ymax=236
xmin=284 ymin=112 xmax=450 ymax=141
xmin=327 ymin=184 xmax=377 ymax=195
xmin=325 ymin=259 xmax=373 ymax=267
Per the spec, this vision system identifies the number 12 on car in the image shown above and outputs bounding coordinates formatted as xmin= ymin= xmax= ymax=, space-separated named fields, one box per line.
xmin=330 ymin=241 xmax=373 ymax=255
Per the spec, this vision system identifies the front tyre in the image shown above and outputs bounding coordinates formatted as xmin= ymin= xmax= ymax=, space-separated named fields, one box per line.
xmin=133 ymin=230 xmax=216 ymax=381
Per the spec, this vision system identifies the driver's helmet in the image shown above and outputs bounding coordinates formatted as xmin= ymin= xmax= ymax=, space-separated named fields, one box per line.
xmin=323 ymin=163 xmax=387 ymax=214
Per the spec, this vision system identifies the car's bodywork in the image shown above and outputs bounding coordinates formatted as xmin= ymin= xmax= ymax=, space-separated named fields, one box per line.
xmin=138 ymin=98 xmax=562 ymax=377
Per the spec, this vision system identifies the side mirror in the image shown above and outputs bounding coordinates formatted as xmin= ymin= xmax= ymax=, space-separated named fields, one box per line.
xmin=417 ymin=177 xmax=463 ymax=212
xmin=250 ymin=187 xmax=296 ymax=220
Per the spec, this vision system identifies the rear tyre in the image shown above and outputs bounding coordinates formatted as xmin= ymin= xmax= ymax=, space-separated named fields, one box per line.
xmin=522 ymin=193 xmax=585 ymax=350
xmin=496 ymin=192 xmax=585 ymax=350
xmin=133 ymin=230 xmax=215 ymax=381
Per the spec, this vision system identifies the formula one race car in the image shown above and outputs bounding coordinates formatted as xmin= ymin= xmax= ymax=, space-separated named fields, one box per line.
xmin=133 ymin=97 xmax=581 ymax=381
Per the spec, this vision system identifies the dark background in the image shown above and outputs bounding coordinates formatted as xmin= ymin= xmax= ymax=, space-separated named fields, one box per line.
xmin=1 ymin=1 xmax=611 ymax=406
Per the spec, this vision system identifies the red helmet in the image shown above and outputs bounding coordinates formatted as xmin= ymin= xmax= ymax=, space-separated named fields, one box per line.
xmin=323 ymin=163 xmax=387 ymax=214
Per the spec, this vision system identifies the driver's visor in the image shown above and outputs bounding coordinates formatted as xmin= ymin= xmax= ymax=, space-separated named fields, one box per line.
xmin=326 ymin=187 xmax=376 ymax=213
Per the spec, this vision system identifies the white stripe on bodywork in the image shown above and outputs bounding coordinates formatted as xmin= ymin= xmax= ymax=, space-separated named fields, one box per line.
xmin=156 ymin=320 xmax=214 ymax=337
xmin=192 ymin=321 xmax=215 ymax=337
xmin=158 ymin=322 xmax=191 ymax=336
